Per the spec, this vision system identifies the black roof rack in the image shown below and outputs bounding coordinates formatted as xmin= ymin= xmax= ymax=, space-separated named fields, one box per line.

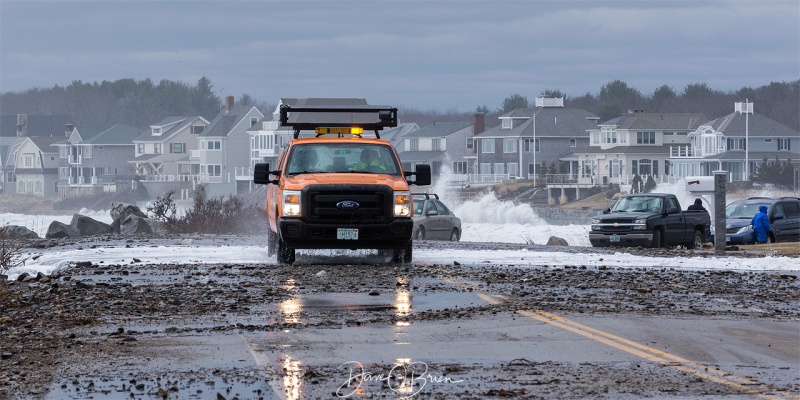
xmin=279 ymin=104 xmax=398 ymax=139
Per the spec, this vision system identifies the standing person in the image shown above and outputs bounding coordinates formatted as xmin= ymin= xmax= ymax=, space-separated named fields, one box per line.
xmin=687 ymin=198 xmax=706 ymax=211
xmin=751 ymin=205 xmax=771 ymax=244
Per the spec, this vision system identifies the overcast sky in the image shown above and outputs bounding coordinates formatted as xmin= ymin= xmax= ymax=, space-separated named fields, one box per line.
xmin=1 ymin=1 xmax=798 ymax=112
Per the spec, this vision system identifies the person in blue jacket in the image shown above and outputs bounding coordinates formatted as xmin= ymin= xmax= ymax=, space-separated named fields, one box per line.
xmin=751 ymin=205 xmax=771 ymax=243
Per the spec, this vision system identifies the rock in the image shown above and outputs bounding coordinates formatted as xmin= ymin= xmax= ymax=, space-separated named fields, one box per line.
xmin=546 ymin=236 xmax=569 ymax=246
xmin=45 ymin=221 xmax=80 ymax=239
xmin=70 ymin=214 xmax=113 ymax=236
xmin=0 ymin=225 xmax=40 ymax=239
xmin=119 ymin=215 xmax=153 ymax=236
xmin=110 ymin=202 xmax=147 ymax=222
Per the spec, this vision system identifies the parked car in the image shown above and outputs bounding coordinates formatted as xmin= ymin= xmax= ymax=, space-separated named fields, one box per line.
xmin=724 ymin=197 xmax=800 ymax=244
xmin=589 ymin=193 xmax=711 ymax=249
xmin=412 ymin=193 xmax=461 ymax=241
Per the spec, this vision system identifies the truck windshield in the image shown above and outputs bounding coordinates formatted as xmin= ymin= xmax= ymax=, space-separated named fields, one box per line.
xmin=285 ymin=143 xmax=401 ymax=176
xmin=610 ymin=196 xmax=663 ymax=213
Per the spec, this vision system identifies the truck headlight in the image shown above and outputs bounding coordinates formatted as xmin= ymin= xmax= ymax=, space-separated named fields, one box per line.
xmin=590 ymin=218 xmax=601 ymax=231
xmin=633 ymin=218 xmax=648 ymax=230
xmin=283 ymin=190 xmax=301 ymax=217
xmin=736 ymin=225 xmax=753 ymax=235
xmin=393 ymin=191 xmax=411 ymax=217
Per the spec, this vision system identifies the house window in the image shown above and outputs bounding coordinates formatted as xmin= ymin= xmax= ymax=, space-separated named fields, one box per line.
xmin=207 ymin=140 xmax=221 ymax=150
xmin=602 ymin=126 xmax=617 ymax=144
xmin=778 ymin=138 xmax=791 ymax=151
xmin=637 ymin=132 xmax=656 ymax=144
xmin=409 ymin=138 xmax=419 ymax=151
xmin=727 ymin=138 xmax=746 ymax=151
xmin=191 ymin=125 xmax=205 ymax=134
xmin=205 ymin=165 xmax=221 ymax=176
xmin=154 ymin=143 xmax=162 ymax=154
xmin=523 ymin=138 xmax=539 ymax=152
xmin=250 ymin=117 xmax=258 ymax=126
xmin=507 ymin=163 xmax=519 ymax=177
xmin=22 ymin=153 xmax=34 ymax=167
xmin=503 ymin=138 xmax=517 ymax=153
xmin=432 ymin=138 xmax=441 ymax=151
xmin=138 ymin=143 xmax=145 ymax=154
xmin=171 ymin=143 xmax=185 ymax=153
xmin=764 ymin=138 xmax=772 ymax=143
xmin=481 ymin=139 xmax=495 ymax=153
xmin=591 ymin=132 xmax=600 ymax=145
xmin=466 ymin=138 xmax=473 ymax=150
xmin=152 ymin=127 xmax=162 ymax=135
xmin=452 ymin=161 xmax=467 ymax=174
xmin=664 ymin=131 xmax=674 ymax=136
xmin=501 ymin=119 xmax=512 ymax=129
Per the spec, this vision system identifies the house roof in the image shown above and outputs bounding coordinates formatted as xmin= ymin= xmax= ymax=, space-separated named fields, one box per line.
xmin=27 ymin=136 xmax=63 ymax=153
xmin=60 ymin=124 xmax=143 ymax=146
xmin=395 ymin=150 xmax=441 ymax=162
xmin=480 ymin=107 xmax=600 ymax=138
xmin=381 ymin=123 xmax=420 ymax=146
xmin=704 ymin=111 xmax=799 ymax=138
xmin=201 ymin=105 xmax=260 ymax=137
xmin=0 ymin=115 xmax=74 ymax=138
xmin=600 ymin=112 xmax=708 ymax=130
xmin=405 ymin=122 xmax=471 ymax=138
xmin=135 ymin=116 xmax=206 ymax=142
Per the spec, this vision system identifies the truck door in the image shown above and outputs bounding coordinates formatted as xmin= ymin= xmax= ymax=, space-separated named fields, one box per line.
xmin=663 ymin=197 xmax=686 ymax=244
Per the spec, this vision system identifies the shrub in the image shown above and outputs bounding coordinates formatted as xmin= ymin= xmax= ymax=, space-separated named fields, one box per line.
xmin=147 ymin=190 xmax=267 ymax=235
xmin=0 ymin=226 xmax=29 ymax=275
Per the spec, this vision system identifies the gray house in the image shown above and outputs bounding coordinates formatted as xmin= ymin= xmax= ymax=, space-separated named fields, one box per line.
xmin=194 ymin=99 xmax=263 ymax=197
xmin=475 ymin=97 xmax=600 ymax=185
xmin=396 ymin=120 xmax=475 ymax=181
xmin=54 ymin=124 xmax=144 ymax=198
xmin=669 ymin=104 xmax=799 ymax=182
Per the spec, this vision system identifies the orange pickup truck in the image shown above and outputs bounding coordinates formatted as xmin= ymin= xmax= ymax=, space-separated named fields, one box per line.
xmin=253 ymin=105 xmax=431 ymax=264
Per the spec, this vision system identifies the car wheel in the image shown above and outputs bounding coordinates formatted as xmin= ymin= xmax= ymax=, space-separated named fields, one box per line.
xmin=690 ymin=230 xmax=703 ymax=249
xmin=416 ymin=226 xmax=425 ymax=240
xmin=651 ymin=229 xmax=662 ymax=248
xmin=277 ymin=236 xmax=295 ymax=264
xmin=450 ymin=229 xmax=459 ymax=241
xmin=392 ymin=242 xmax=412 ymax=263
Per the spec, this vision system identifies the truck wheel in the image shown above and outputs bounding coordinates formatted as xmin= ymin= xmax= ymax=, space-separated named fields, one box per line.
xmin=416 ymin=226 xmax=426 ymax=240
xmin=267 ymin=229 xmax=277 ymax=256
xmin=277 ymin=236 xmax=295 ymax=264
xmin=392 ymin=242 xmax=412 ymax=263
xmin=450 ymin=229 xmax=460 ymax=241
xmin=651 ymin=229 xmax=662 ymax=248
xmin=689 ymin=230 xmax=703 ymax=249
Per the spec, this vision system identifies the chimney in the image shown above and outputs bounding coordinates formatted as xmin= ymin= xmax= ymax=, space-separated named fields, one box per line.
xmin=65 ymin=124 xmax=74 ymax=137
xmin=225 ymin=96 xmax=234 ymax=111
xmin=16 ymin=114 xmax=28 ymax=137
xmin=473 ymin=112 xmax=485 ymax=135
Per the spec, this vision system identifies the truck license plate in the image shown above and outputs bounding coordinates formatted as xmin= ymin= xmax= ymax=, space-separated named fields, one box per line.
xmin=337 ymin=228 xmax=358 ymax=240
xmin=610 ymin=234 xmax=620 ymax=243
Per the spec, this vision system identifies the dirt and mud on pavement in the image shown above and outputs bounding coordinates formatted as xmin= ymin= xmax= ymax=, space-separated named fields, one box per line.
xmin=1 ymin=236 xmax=798 ymax=399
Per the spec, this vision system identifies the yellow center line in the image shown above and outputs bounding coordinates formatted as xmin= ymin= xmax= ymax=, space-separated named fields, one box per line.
xmin=437 ymin=272 xmax=797 ymax=400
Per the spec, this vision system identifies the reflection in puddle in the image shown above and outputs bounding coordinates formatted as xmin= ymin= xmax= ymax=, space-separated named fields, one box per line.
xmin=282 ymin=356 xmax=303 ymax=400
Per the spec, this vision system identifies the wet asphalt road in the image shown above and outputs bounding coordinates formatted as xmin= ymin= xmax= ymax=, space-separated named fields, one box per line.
xmin=1 ymin=236 xmax=798 ymax=400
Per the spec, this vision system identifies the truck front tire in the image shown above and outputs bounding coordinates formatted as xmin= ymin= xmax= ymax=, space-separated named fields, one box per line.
xmin=651 ymin=229 xmax=662 ymax=248
xmin=392 ymin=242 xmax=412 ymax=263
xmin=277 ymin=236 xmax=295 ymax=264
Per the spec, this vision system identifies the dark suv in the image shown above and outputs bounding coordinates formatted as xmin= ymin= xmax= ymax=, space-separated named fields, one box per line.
xmin=724 ymin=197 xmax=800 ymax=244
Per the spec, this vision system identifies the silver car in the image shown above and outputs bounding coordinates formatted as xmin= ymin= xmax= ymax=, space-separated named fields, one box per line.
xmin=412 ymin=193 xmax=461 ymax=241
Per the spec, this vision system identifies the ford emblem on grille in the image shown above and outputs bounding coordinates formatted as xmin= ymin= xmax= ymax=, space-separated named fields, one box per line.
xmin=337 ymin=200 xmax=360 ymax=210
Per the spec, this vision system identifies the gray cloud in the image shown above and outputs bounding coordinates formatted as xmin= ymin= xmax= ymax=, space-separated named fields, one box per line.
xmin=1 ymin=1 xmax=797 ymax=111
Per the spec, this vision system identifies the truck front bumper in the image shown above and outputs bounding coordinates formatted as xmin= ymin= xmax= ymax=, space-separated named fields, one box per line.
xmin=589 ymin=232 xmax=654 ymax=247
xmin=278 ymin=218 xmax=413 ymax=249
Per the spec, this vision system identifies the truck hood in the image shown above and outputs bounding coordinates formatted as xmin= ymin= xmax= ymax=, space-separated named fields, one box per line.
xmin=282 ymin=173 xmax=408 ymax=190
xmin=593 ymin=212 xmax=651 ymax=222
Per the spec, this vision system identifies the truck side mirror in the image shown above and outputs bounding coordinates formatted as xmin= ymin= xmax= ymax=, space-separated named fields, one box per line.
xmin=253 ymin=163 xmax=279 ymax=185
xmin=772 ymin=213 xmax=785 ymax=221
xmin=406 ymin=164 xmax=431 ymax=186
xmin=603 ymin=208 xmax=611 ymax=214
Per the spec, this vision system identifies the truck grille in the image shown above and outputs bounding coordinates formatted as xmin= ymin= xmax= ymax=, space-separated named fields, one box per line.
xmin=304 ymin=184 xmax=391 ymax=224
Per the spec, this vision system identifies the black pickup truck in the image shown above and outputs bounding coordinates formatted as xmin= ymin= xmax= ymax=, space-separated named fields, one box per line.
xmin=589 ymin=193 xmax=711 ymax=249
